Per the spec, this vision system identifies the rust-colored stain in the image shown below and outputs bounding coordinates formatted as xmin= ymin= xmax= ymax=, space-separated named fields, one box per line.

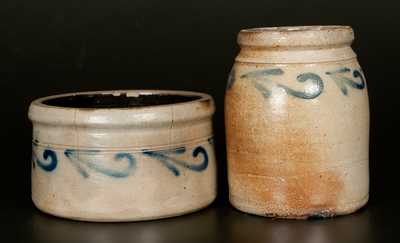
xmin=226 ymin=88 xmax=344 ymax=219
xmin=199 ymin=99 xmax=212 ymax=109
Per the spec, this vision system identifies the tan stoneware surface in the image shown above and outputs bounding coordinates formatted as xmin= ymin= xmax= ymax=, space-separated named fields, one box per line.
xmin=29 ymin=90 xmax=217 ymax=222
xmin=225 ymin=26 xmax=369 ymax=219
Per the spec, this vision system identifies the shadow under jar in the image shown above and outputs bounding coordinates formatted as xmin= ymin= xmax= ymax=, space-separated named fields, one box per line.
xmin=225 ymin=26 xmax=369 ymax=219
xmin=29 ymin=90 xmax=217 ymax=222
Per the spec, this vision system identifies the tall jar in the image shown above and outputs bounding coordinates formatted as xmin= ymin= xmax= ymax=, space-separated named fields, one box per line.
xmin=225 ymin=26 xmax=369 ymax=219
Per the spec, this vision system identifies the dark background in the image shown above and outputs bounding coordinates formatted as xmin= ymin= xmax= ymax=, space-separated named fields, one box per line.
xmin=1 ymin=0 xmax=399 ymax=242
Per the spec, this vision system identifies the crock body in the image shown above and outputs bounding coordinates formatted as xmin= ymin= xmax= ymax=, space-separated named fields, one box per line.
xmin=225 ymin=26 xmax=369 ymax=218
xmin=29 ymin=90 xmax=217 ymax=221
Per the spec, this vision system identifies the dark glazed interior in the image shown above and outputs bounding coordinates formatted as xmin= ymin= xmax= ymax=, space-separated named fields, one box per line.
xmin=42 ymin=93 xmax=202 ymax=108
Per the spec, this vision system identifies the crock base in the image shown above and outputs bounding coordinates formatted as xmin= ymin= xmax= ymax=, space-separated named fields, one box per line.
xmin=32 ymin=195 xmax=216 ymax=222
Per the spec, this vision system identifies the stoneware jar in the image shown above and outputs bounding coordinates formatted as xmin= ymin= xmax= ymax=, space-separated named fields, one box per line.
xmin=29 ymin=90 xmax=217 ymax=222
xmin=225 ymin=26 xmax=369 ymax=219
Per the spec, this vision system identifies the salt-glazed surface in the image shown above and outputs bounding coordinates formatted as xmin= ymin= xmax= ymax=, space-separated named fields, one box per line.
xmin=225 ymin=26 xmax=369 ymax=219
xmin=29 ymin=90 xmax=217 ymax=222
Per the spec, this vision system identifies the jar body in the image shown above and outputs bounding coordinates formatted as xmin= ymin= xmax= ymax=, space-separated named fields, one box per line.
xmin=29 ymin=90 xmax=217 ymax=222
xmin=225 ymin=26 xmax=369 ymax=218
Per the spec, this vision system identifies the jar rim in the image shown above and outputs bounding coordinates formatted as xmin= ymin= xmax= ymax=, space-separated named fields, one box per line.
xmin=238 ymin=25 xmax=354 ymax=48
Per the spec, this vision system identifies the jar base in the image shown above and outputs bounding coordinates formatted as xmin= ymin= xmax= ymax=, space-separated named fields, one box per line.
xmin=229 ymin=194 xmax=369 ymax=219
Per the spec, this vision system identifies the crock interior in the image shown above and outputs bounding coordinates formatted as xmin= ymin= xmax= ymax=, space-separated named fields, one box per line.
xmin=42 ymin=92 xmax=202 ymax=108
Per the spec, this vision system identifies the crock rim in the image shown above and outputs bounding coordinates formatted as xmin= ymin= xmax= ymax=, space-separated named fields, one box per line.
xmin=31 ymin=89 xmax=212 ymax=110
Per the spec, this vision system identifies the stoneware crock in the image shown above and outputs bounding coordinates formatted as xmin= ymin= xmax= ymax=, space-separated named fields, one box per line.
xmin=29 ymin=90 xmax=217 ymax=222
xmin=225 ymin=26 xmax=369 ymax=219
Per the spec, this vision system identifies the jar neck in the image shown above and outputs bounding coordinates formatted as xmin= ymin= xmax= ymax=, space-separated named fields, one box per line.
xmin=235 ymin=45 xmax=356 ymax=64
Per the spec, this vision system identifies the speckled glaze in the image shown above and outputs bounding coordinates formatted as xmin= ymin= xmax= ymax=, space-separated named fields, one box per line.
xmin=29 ymin=90 xmax=217 ymax=222
xmin=225 ymin=26 xmax=369 ymax=219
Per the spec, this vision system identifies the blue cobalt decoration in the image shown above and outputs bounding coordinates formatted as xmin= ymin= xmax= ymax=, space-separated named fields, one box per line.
xmin=235 ymin=67 xmax=365 ymax=99
xmin=32 ymin=147 xmax=58 ymax=172
xmin=64 ymin=149 xmax=136 ymax=178
xmin=142 ymin=146 xmax=209 ymax=176
xmin=326 ymin=67 xmax=365 ymax=95
xmin=32 ymin=142 xmax=210 ymax=178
